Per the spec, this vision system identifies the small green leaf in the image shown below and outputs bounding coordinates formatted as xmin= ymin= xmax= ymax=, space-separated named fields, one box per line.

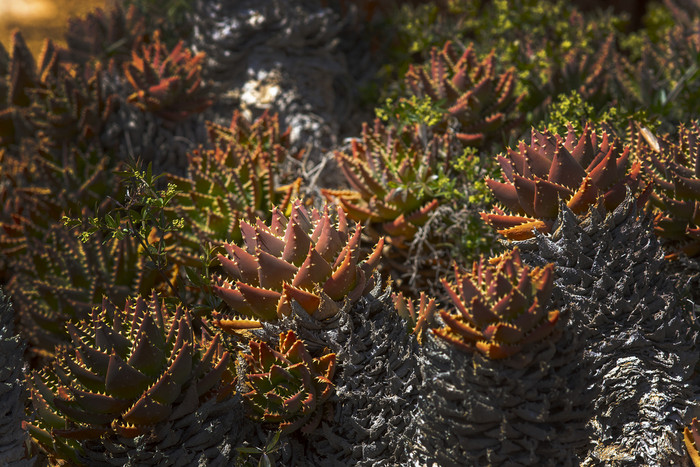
xmin=259 ymin=453 xmax=272 ymax=467
xmin=236 ymin=447 xmax=261 ymax=455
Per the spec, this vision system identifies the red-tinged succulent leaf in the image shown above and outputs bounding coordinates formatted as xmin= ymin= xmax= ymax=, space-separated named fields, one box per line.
xmin=487 ymin=178 xmax=521 ymax=214
xmin=197 ymin=347 xmax=231 ymax=397
xmin=282 ymin=218 xmax=313 ymax=266
xmin=121 ymin=394 xmax=171 ymax=426
xmin=166 ymin=341 xmax=194 ymax=386
xmin=492 ymin=288 xmax=528 ymax=321
xmin=112 ymin=422 xmax=149 ymax=438
xmin=147 ymin=371 xmax=181 ymax=406
xmin=431 ymin=328 xmax=476 ymax=354
xmin=331 ymin=192 xmax=378 ymax=222
xmin=63 ymin=358 xmax=102 ymax=391
xmin=323 ymin=249 xmax=358 ymax=301
xmin=433 ymin=248 xmax=559 ymax=359
xmin=53 ymin=398 xmax=116 ymax=426
xmin=257 ymin=249 xmax=298 ymax=289
xmin=69 ymin=386 xmax=131 ymax=415
xmin=360 ymin=237 xmax=384 ymax=277
xmin=441 ymin=278 xmax=475 ymax=322
xmin=213 ymin=284 xmax=257 ymax=317
xmin=212 ymin=313 xmax=262 ymax=332
xmin=214 ymin=201 xmax=382 ymax=325
xmin=281 ymin=283 xmax=321 ymax=315
xmin=236 ymin=283 xmax=282 ymax=321
xmin=533 ymin=179 xmax=565 ymax=219
xmin=224 ymin=243 xmax=260 ymax=285
xmin=684 ymin=418 xmax=700 ymax=466
xmin=476 ymin=340 xmax=522 ymax=359
xmin=482 ymin=216 xmax=551 ymax=241
xmin=566 ymin=176 xmax=600 ymax=214
xmin=67 ymin=324 xmax=111 ymax=375
xmin=255 ymin=222 xmax=286 ymax=257
xmin=438 ymin=310 xmax=482 ymax=343
xmin=480 ymin=210 xmax=541 ymax=230
xmin=313 ymin=212 xmax=345 ymax=262
xmin=243 ymin=331 xmax=335 ymax=434
xmin=551 ymin=146 xmax=588 ymax=190
xmin=484 ymin=123 xmax=645 ymax=240
xmin=393 ymin=292 xmax=438 ymax=344
xmin=104 ymin=353 xmax=154 ymax=400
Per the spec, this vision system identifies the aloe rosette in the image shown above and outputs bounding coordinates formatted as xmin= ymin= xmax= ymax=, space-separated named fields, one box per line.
xmin=322 ymin=119 xmax=453 ymax=246
xmin=124 ymin=31 xmax=212 ymax=122
xmin=639 ymin=122 xmax=700 ymax=257
xmin=481 ymin=123 xmax=647 ymax=240
xmin=212 ymin=200 xmax=383 ymax=328
xmin=61 ymin=4 xmax=146 ymax=66
xmin=9 ymin=227 xmax=156 ymax=357
xmin=434 ymin=248 xmax=559 ymax=359
xmin=392 ymin=291 xmax=438 ymax=344
xmin=25 ymin=294 xmax=236 ymax=464
xmin=242 ymin=330 xmax=336 ymax=435
xmin=405 ymin=40 xmax=524 ymax=146
xmin=27 ymin=56 xmax=118 ymax=149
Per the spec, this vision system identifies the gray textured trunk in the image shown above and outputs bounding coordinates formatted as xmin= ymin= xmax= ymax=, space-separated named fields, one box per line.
xmin=0 ymin=288 xmax=34 ymax=466
xmin=515 ymin=192 xmax=699 ymax=466
xmin=414 ymin=317 xmax=588 ymax=466
xmin=78 ymin=393 xmax=251 ymax=466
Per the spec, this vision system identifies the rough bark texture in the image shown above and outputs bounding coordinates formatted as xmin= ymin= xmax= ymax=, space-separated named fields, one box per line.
xmin=78 ymin=393 xmax=252 ymax=467
xmin=414 ymin=317 xmax=588 ymax=466
xmin=0 ymin=288 xmax=33 ymax=466
xmin=514 ymin=192 xmax=699 ymax=466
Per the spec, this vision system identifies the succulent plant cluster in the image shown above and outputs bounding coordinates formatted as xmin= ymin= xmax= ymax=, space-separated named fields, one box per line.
xmin=25 ymin=294 xmax=232 ymax=461
xmin=166 ymin=111 xmax=300 ymax=266
xmin=5 ymin=1 xmax=700 ymax=465
xmin=8 ymin=228 xmax=149 ymax=356
xmin=481 ymin=123 xmax=647 ymax=240
xmin=213 ymin=200 xmax=383 ymax=326
xmin=435 ymin=248 xmax=559 ymax=359
xmin=639 ymin=123 xmax=700 ymax=257
xmin=405 ymin=41 xmax=525 ymax=146
xmin=323 ymin=119 xmax=454 ymax=245
xmin=123 ymin=32 xmax=211 ymax=122
xmin=242 ymin=330 xmax=336 ymax=434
